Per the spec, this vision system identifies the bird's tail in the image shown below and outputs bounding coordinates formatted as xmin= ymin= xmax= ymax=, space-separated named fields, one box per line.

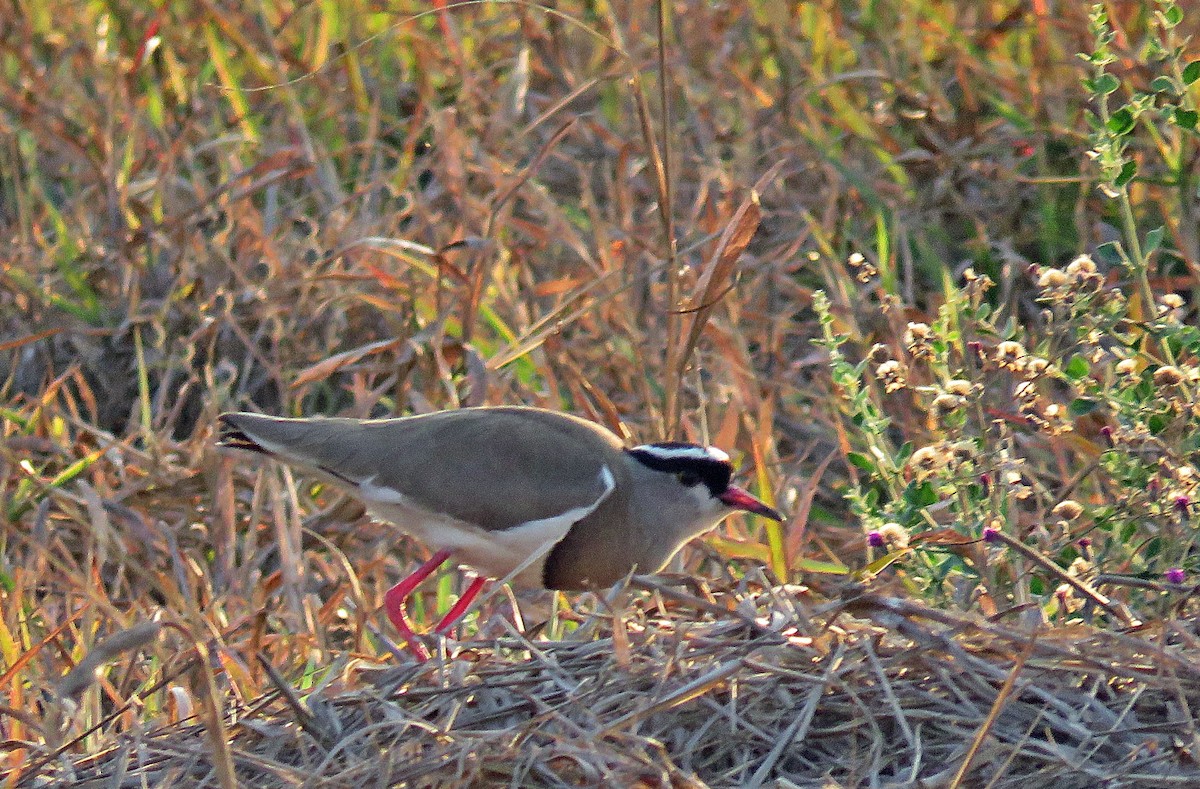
xmin=215 ymin=413 xmax=275 ymax=455
xmin=215 ymin=412 xmax=367 ymax=489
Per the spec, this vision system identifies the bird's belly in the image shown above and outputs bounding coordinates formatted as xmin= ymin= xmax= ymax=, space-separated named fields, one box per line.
xmin=365 ymin=501 xmax=568 ymax=589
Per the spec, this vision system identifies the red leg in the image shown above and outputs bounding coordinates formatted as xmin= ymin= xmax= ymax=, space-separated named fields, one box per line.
xmin=383 ymin=548 xmax=453 ymax=660
xmin=433 ymin=576 xmax=488 ymax=635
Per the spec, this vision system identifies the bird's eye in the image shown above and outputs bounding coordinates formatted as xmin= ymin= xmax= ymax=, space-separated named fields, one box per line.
xmin=677 ymin=471 xmax=701 ymax=487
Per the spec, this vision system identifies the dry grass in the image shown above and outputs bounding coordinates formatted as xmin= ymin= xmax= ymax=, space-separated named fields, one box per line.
xmin=33 ymin=579 xmax=1200 ymax=787
xmin=4 ymin=0 xmax=1200 ymax=785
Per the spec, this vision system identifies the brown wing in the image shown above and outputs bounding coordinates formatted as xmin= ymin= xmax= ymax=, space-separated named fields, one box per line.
xmin=219 ymin=407 xmax=630 ymax=532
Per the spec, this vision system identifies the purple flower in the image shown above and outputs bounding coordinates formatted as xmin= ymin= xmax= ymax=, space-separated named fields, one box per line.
xmin=1174 ymin=495 xmax=1191 ymax=516
xmin=983 ymin=527 xmax=1000 ymax=543
xmin=1165 ymin=568 xmax=1187 ymax=585
xmin=867 ymin=531 xmax=885 ymax=548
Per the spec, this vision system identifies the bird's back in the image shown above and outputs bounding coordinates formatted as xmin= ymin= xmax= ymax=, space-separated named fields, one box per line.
xmin=219 ymin=407 xmax=630 ymax=533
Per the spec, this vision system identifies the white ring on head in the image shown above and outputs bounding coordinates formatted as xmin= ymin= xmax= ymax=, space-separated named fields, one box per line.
xmin=631 ymin=444 xmax=730 ymax=463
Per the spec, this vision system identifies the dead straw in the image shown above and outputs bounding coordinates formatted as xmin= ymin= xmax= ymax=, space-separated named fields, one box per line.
xmin=32 ymin=583 xmax=1200 ymax=788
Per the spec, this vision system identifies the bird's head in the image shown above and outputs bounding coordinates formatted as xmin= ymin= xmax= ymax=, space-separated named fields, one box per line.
xmin=625 ymin=442 xmax=783 ymax=526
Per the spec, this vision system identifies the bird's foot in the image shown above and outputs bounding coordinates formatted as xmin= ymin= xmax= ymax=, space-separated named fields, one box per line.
xmin=383 ymin=550 xmax=488 ymax=661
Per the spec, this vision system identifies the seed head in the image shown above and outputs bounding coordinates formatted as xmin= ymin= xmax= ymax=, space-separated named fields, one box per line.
xmin=1052 ymin=500 xmax=1084 ymax=521
xmin=1021 ymin=356 xmax=1049 ymax=377
xmin=1153 ymin=365 xmax=1185 ymax=387
xmin=1065 ymin=254 xmax=1097 ymax=278
xmin=875 ymin=359 xmax=907 ymax=393
xmin=877 ymin=522 xmax=910 ymax=550
xmin=868 ymin=343 xmax=891 ymax=363
xmin=905 ymin=322 xmax=934 ymax=360
xmin=962 ymin=268 xmax=995 ymax=301
xmin=949 ymin=442 xmax=976 ymax=463
xmin=945 ymin=379 xmax=973 ymax=397
xmin=1014 ymin=380 xmax=1039 ymax=403
xmin=932 ymin=393 xmax=965 ymax=415
xmin=1054 ymin=255 xmax=1101 ymax=295
xmin=1037 ymin=268 xmax=1069 ymax=290
xmin=909 ymin=445 xmax=947 ymax=476
xmin=995 ymin=341 xmax=1026 ymax=370
xmin=848 ymin=252 xmax=878 ymax=282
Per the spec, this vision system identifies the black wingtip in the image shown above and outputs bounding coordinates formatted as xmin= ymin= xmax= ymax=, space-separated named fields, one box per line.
xmin=215 ymin=413 xmax=269 ymax=455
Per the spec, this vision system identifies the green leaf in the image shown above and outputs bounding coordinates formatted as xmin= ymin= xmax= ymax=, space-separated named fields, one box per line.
xmin=1095 ymin=241 xmax=1123 ymax=266
xmin=1064 ymin=355 xmax=1091 ymax=380
xmin=1184 ymin=60 xmax=1200 ymax=85
xmin=1172 ymin=325 xmax=1200 ymax=354
xmin=1115 ymin=159 xmax=1137 ymax=187
xmin=1145 ymin=225 xmax=1165 ymax=255
xmin=709 ymin=536 xmax=769 ymax=563
xmin=862 ymin=551 xmax=906 ymax=576
xmin=1069 ymin=398 xmax=1100 ymax=417
xmin=1175 ymin=108 xmax=1198 ymax=130
xmin=1150 ymin=75 xmax=1177 ymax=93
xmin=903 ymin=481 xmax=938 ymax=508
xmin=795 ymin=558 xmax=851 ymax=575
xmin=1163 ymin=4 xmax=1183 ymax=26
xmin=847 ymin=452 xmax=877 ymax=473
xmin=0 ymin=408 xmax=30 ymax=431
xmin=1091 ymin=73 xmax=1120 ymax=96
xmin=1106 ymin=108 xmax=1135 ymax=135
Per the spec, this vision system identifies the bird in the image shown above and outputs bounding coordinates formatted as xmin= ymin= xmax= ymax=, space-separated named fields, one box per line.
xmin=216 ymin=406 xmax=783 ymax=659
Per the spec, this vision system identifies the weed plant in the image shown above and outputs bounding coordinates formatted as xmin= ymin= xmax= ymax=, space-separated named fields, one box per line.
xmin=817 ymin=1 xmax=1200 ymax=624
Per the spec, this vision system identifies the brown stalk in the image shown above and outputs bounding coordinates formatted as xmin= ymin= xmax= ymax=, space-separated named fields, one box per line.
xmin=949 ymin=631 xmax=1038 ymax=789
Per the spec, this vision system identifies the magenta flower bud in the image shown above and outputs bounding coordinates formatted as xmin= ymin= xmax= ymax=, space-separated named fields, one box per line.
xmin=1175 ymin=495 xmax=1191 ymax=516
xmin=1099 ymin=425 xmax=1114 ymax=446
xmin=983 ymin=527 xmax=1000 ymax=543
xmin=1165 ymin=568 xmax=1187 ymax=585
xmin=1077 ymin=537 xmax=1092 ymax=549
xmin=867 ymin=531 xmax=885 ymax=548
xmin=978 ymin=473 xmax=991 ymax=495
